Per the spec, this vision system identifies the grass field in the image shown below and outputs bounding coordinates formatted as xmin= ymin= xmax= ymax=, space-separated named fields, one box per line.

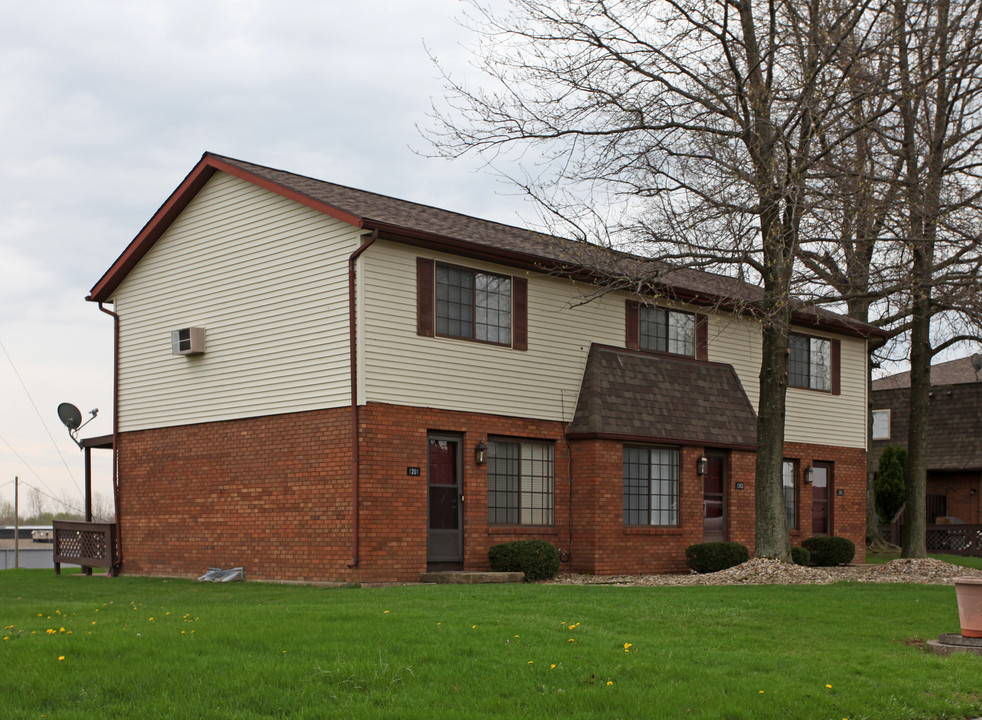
xmin=1 ymin=570 xmax=980 ymax=720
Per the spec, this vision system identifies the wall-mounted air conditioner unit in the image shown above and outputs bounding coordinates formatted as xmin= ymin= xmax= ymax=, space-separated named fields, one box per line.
xmin=171 ymin=327 xmax=206 ymax=355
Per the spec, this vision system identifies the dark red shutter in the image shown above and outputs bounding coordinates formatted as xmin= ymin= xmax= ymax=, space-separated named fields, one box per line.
xmin=830 ymin=339 xmax=841 ymax=395
xmin=625 ymin=300 xmax=640 ymax=350
xmin=512 ymin=276 xmax=528 ymax=351
xmin=417 ymin=258 xmax=435 ymax=337
xmin=695 ymin=313 xmax=709 ymax=360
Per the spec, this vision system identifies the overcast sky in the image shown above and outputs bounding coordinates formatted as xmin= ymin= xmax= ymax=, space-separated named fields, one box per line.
xmin=0 ymin=0 xmax=538 ymax=514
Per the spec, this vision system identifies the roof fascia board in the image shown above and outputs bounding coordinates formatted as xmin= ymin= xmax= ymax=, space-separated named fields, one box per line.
xmin=87 ymin=154 xmax=367 ymax=303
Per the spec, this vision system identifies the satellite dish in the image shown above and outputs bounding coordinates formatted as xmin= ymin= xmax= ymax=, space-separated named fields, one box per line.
xmin=57 ymin=403 xmax=83 ymax=430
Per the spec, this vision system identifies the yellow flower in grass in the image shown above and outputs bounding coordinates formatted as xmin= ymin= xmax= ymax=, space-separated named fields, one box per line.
xmin=606 ymin=681 xmax=613 ymax=686
xmin=826 ymin=684 xmax=833 ymax=689
xmin=58 ymin=656 xmax=65 ymax=662
xmin=623 ymin=643 xmax=632 ymax=652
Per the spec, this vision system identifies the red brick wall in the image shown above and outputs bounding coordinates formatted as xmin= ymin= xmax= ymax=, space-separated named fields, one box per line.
xmin=783 ymin=442 xmax=867 ymax=563
xmin=116 ymin=403 xmax=869 ymax=582
xmin=118 ymin=408 xmax=356 ymax=582
xmin=927 ymin=472 xmax=982 ymax=524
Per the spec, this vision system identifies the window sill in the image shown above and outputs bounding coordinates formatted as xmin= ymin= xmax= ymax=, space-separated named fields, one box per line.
xmin=623 ymin=526 xmax=683 ymax=536
xmin=488 ymin=526 xmax=557 ymax=535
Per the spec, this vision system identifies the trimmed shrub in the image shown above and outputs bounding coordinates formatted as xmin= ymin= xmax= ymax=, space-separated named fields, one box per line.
xmin=790 ymin=546 xmax=811 ymax=567
xmin=685 ymin=542 xmax=750 ymax=574
xmin=488 ymin=540 xmax=560 ymax=581
xmin=802 ymin=536 xmax=855 ymax=566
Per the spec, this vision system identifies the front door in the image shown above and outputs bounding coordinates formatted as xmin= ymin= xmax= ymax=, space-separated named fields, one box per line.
xmin=811 ymin=462 xmax=832 ymax=535
xmin=703 ymin=454 xmax=726 ymax=542
xmin=427 ymin=435 xmax=463 ymax=568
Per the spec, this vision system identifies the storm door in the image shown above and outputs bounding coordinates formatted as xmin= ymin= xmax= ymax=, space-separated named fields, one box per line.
xmin=703 ymin=454 xmax=726 ymax=542
xmin=811 ymin=462 xmax=832 ymax=535
xmin=427 ymin=434 xmax=463 ymax=567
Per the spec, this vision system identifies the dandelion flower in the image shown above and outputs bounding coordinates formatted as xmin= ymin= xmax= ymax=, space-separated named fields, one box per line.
xmin=528 ymin=661 xmax=534 ymax=665
xmin=826 ymin=684 xmax=833 ymax=689
xmin=550 ymin=664 xmax=556 ymax=670
xmin=624 ymin=643 xmax=632 ymax=652
xmin=384 ymin=611 xmax=390 ymax=614
xmin=606 ymin=681 xmax=613 ymax=686
xmin=58 ymin=656 xmax=65 ymax=662
xmin=472 ymin=625 xmax=477 ymax=629
xmin=568 ymin=639 xmax=575 ymax=643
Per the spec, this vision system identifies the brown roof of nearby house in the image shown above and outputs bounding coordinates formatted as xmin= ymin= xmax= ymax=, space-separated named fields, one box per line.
xmin=872 ymin=356 xmax=982 ymax=390
xmin=566 ymin=344 xmax=758 ymax=448
xmin=871 ymin=383 xmax=982 ymax=471
xmin=87 ymin=152 xmax=885 ymax=340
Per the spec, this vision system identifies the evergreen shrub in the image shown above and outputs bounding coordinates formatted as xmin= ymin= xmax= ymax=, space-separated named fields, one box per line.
xmin=685 ymin=542 xmax=750 ymax=574
xmin=802 ymin=536 xmax=855 ymax=566
xmin=790 ymin=546 xmax=811 ymax=566
xmin=488 ymin=540 xmax=560 ymax=581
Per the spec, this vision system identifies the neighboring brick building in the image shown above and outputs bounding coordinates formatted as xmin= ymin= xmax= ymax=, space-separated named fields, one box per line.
xmin=872 ymin=357 xmax=982 ymax=524
xmin=86 ymin=153 xmax=883 ymax=583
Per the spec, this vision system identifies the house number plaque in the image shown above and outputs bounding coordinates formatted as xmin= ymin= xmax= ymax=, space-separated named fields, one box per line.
xmin=407 ymin=467 xmax=421 ymax=476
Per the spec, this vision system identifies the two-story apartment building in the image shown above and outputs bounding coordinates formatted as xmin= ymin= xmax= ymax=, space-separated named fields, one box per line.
xmin=87 ymin=153 xmax=881 ymax=583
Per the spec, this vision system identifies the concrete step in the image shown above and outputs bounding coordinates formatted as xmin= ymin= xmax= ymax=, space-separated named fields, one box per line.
xmin=419 ymin=571 xmax=524 ymax=584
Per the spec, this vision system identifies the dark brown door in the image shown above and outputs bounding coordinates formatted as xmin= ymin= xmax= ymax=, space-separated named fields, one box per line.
xmin=811 ymin=462 xmax=832 ymax=535
xmin=703 ymin=455 xmax=726 ymax=542
xmin=427 ymin=435 xmax=463 ymax=566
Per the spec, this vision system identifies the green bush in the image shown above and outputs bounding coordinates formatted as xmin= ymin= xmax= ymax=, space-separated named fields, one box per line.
xmin=790 ymin=546 xmax=811 ymax=566
xmin=802 ymin=536 xmax=855 ymax=566
xmin=875 ymin=445 xmax=907 ymax=523
xmin=488 ymin=540 xmax=560 ymax=581
xmin=685 ymin=542 xmax=750 ymax=574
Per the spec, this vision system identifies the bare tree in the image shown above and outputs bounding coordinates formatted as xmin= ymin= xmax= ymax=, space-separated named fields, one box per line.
xmin=890 ymin=0 xmax=982 ymax=557
xmin=797 ymin=0 xmax=982 ymax=557
xmin=429 ymin=0 xmax=886 ymax=559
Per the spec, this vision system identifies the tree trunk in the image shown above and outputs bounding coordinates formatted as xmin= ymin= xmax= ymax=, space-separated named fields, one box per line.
xmin=754 ymin=307 xmax=793 ymax=561
xmin=902 ymin=262 xmax=932 ymax=558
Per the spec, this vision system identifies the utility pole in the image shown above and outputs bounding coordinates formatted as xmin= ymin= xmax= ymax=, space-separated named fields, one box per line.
xmin=14 ymin=476 xmax=19 ymax=569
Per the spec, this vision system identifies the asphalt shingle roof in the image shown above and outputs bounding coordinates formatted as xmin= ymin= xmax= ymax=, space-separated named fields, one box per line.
xmin=567 ymin=345 xmax=758 ymax=447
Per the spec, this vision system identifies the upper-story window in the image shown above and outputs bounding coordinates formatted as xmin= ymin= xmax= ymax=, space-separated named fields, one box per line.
xmin=871 ymin=409 xmax=890 ymax=440
xmin=640 ymin=306 xmax=695 ymax=356
xmin=417 ymin=258 xmax=528 ymax=350
xmin=436 ymin=264 xmax=511 ymax=345
xmin=626 ymin=300 xmax=707 ymax=360
xmin=789 ymin=334 xmax=831 ymax=391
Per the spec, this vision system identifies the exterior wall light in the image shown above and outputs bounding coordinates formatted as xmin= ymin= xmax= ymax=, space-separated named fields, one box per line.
xmin=804 ymin=463 xmax=814 ymax=484
xmin=475 ymin=439 xmax=488 ymax=465
xmin=696 ymin=455 xmax=708 ymax=476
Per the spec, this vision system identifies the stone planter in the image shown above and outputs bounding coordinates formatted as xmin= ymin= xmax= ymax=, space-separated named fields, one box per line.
xmin=953 ymin=577 xmax=982 ymax=638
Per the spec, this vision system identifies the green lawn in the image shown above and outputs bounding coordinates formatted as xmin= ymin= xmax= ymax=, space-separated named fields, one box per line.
xmin=1 ymin=570 xmax=979 ymax=720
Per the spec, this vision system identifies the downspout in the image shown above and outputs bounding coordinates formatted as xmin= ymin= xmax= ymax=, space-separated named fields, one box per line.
xmin=98 ymin=302 xmax=122 ymax=570
xmin=347 ymin=230 xmax=377 ymax=569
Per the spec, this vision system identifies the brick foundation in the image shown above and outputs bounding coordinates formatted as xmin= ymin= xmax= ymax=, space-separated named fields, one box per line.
xmin=116 ymin=403 xmax=868 ymax=582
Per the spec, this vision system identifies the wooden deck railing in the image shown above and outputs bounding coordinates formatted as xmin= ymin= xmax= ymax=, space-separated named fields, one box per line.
xmin=879 ymin=517 xmax=982 ymax=557
xmin=53 ymin=521 xmax=118 ymax=576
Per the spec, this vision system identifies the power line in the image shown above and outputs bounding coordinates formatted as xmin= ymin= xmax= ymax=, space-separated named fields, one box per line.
xmin=0 ymin=335 xmax=83 ymax=495
xmin=17 ymin=479 xmax=84 ymax=516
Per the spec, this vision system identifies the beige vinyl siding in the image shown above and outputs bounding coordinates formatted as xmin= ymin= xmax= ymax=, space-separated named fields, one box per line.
xmin=707 ymin=315 xmax=868 ymax=448
xmin=361 ymin=241 xmax=623 ymax=422
xmin=362 ymin=241 xmax=868 ymax=449
xmin=112 ymin=172 xmax=362 ymax=431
